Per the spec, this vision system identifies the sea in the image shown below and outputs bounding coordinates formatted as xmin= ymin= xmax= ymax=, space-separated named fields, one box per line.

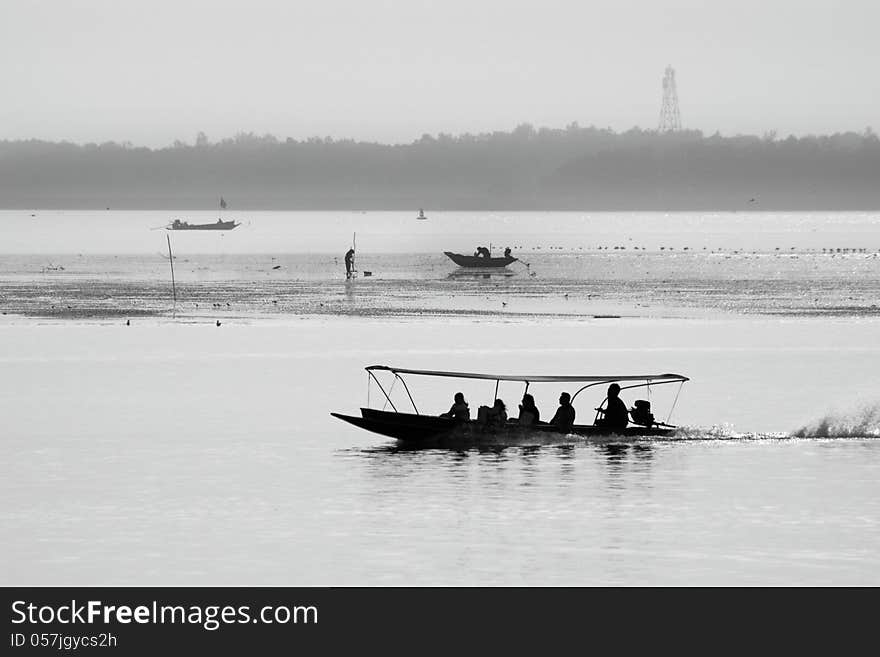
xmin=1 ymin=209 xmax=879 ymax=585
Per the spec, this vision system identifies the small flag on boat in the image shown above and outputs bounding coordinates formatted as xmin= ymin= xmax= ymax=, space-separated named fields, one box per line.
xmin=220 ymin=197 xmax=227 ymax=209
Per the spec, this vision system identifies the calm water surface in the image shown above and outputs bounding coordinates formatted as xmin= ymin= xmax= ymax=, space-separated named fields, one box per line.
xmin=1 ymin=211 xmax=879 ymax=585
xmin=2 ymin=319 xmax=879 ymax=586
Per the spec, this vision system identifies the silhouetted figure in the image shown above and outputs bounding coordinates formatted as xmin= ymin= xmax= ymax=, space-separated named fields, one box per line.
xmin=478 ymin=398 xmax=508 ymax=428
xmin=550 ymin=392 xmax=576 ymax=431
xmin=596 ymin=383 xmax=628 ymax=431
xmin=344 ymin=247 xmax=355 ymax=278
xmin=489 ymin=399 xmax=507 ymax=426
xmin=440 ymin=392 xmax=470 ymax=421
xmin=518 ymin=393 xmax=540 ymax=426
xmin=504 ymin=246 xmax=512 ymax=258
xmin=475 ymin=246 xmax=491 ymax=258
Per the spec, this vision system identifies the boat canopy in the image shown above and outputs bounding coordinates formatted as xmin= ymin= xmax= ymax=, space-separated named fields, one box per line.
xmin=365 ymin=365 xmax=688 ymax=384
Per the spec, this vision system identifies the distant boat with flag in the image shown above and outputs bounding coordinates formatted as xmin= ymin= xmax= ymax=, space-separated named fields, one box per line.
xmin=167 ymin=197 xmax=240 ymax=230
xmin=167 ymin=218 xmax=239 ymax=231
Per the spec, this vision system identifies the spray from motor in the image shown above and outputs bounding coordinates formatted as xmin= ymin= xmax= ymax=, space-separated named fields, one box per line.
xmin=791 ymin=403 xmax=880 ymax=438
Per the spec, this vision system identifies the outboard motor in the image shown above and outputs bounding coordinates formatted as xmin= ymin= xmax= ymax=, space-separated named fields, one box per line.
xmin=630 ymin=400 xmax=654 ymax=427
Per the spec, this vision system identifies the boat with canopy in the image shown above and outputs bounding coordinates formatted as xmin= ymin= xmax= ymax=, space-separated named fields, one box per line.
xmin=331 ymin=365 xmax=689 ymax=445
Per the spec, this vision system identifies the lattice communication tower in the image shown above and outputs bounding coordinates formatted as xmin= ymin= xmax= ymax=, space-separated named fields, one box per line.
xmin=658 ymin=66 xmax=681 ymax=132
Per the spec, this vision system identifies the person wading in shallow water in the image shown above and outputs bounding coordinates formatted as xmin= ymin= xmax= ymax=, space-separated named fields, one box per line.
xmin=344 ymin=247 xmax=355 ymax=279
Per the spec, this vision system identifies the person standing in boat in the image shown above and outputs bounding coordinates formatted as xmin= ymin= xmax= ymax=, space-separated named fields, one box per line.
xmin=550 ymin=392 xmax=576 ymax=431
xmin=504 ymin=247 xmax=512 ymax=258
xmin=595 ymin=383 xmax=629 ymax=431
xmin=440 ymin=392 xmax=470 ymax=421
xmin=344 ymin=247 xmax=355 ymax=279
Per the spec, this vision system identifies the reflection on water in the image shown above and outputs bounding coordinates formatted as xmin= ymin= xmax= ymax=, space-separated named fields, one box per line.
xmin=446 ymin=269 xmax=517 ymax=281
xmin=343 ymin=279 xmax=356 ymax=302
xmin=352 ymin=439 xmax=658 ymax=484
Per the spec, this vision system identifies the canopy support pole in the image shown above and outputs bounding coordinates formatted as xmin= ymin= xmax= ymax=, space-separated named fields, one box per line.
xmin=368 ymin=370 xmax=398 ymax=413
xmin=571 ymin=380 xmax=614 ymax=403
xmin=666 ymin=381 xmax=685 ymax=425
xmin=395 ymin=373 xmax=420 ymax=415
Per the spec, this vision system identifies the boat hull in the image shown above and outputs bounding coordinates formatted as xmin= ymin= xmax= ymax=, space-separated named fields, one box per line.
xmin=444 ymin=252 xmax=517 ymax=268
xmin=168 ymin=221 xmax=239 ymax=231
xmin=331 ymin=408 xmax=675 ymax=446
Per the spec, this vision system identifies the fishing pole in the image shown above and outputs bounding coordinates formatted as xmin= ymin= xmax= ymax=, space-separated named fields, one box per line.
xmin=517 ymin=258 xmax=536 ymax=277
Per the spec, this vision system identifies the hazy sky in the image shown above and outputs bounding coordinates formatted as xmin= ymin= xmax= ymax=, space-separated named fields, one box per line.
xmin=2 ymin=0 xmax=878 ymax=146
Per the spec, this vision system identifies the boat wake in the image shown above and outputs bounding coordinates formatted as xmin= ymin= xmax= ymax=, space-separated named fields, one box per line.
xmin=667 ymin=425 xmax=789 ymax=441
xmin=790 ymin=403 xmax=880 ymax=438
xmin=664 ymin=405 xmax=880 ymax=441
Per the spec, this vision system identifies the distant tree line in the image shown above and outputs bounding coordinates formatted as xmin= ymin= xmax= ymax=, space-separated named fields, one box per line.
xmin=1 ymin=124 xmax=879 ymax=210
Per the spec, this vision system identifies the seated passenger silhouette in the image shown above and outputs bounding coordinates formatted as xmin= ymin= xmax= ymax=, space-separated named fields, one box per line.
xmin=595 ymin=383 xmax=629 ymax=432
xmin=488 ymin=399 xmax=507 ymax=426
xmin=440 ymin=392 xmax=470 ymax=421
xmin=478 ymin=398 xmax=508 ymax=428
xmin=550 ymin=392 xmax=576 ymax=432
xmin=518 ymin=393 xmax=540 ymax=426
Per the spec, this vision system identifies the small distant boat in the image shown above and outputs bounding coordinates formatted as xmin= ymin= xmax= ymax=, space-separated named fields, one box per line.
xmin=167 ymin=219 xmax=239 ymax=231
xmin=167 ymin=196 xmax=240 ymax=230
xmin=416 ymin=208 xmax=428 ymax=220
xmin=444 ymin=251 xmax=517 ymax=268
